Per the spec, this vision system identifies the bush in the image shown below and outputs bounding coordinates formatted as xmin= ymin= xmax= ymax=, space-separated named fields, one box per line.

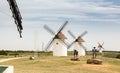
xmin=103 ymin=53 xmax=117 ymax=58
xmin=116 ymin=54 xmax=120 ymax=59
xmin=103 ymin=52 xmax=120 ymax=59
xmin=0 ymin=51 xmax=8 ymax=55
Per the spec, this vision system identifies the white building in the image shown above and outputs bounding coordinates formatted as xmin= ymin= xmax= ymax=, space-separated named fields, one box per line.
xmin=0 ymin=66 xmax=14 ymax=73
xmin=51 ymin=39 xmax=67 ymax=56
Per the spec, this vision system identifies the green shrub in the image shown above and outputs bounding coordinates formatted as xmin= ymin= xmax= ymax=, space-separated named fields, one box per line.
xmin=0 ymin=51 xmax=8 ymax=55
xmin=116 ymin=54 xmax=120 ymax=59
xmin=103 ymin=52 xmax=120 ymax=58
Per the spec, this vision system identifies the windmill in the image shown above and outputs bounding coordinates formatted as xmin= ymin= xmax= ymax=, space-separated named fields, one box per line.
xmin=97 ymin=42 xmax=104 ymax=53
xmin=68 ymin=30 xmax=87 ymax=56
xmin=44 ymin=21 xmax=68 ymax=56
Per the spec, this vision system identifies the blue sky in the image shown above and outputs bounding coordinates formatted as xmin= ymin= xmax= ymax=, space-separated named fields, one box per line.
xmin=0 ymin=0 xmax=120 ymax=51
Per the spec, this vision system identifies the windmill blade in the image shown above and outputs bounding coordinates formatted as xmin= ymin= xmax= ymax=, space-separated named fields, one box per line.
xmin=7 ymin=0 xmax=23 ymax=38
xmin=59 ymin=39 xmax=69 ymax=47
xmin=98 ymin=42 xmax=100 ymax=45
xmin=102 ymin=42 xmax=104 ymax=46
xmin=98 ymin=42 xmax=104 ymax=48
xmin=80 ymin=31 xmax=87 ymax=37
xmin=68 ymin=41 xmax=75 ymax=49
xmin=18 ymin=27 xmax=22 ymax=38
xmin=79 ymin=43 xmax=87 ymax=51
xmin=44 ymin=38 xmax=54 ymax=51
xmin=57 ymin=21 xmax=68 ymax=33
xmin=44 ymin=25 xmax=56 ymax=35
xmin=68 ymin=30 xmax=76 ymax=39
xmin=102 ymin=47 xmax=104 ymax=49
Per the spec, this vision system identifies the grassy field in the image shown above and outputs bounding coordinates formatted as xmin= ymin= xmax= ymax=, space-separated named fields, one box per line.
xmin=0 ymin=55 xmax=120 ymax=73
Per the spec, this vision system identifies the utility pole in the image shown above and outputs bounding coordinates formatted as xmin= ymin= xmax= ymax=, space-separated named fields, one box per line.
xmin=34 ymin=31 xmax=39 ymax=57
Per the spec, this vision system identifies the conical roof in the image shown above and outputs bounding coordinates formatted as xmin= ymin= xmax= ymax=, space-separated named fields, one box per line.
xmin=98 ymin=44 xmax=102 ymax=48
xmin=75 ymin=36 xmax=85 ymax=43
xmin=55 ymin=32 xmax=67 ymax=39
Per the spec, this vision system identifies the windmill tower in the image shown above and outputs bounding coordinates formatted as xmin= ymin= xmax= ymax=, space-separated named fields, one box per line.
xmin=68 ymin=30 xmax=87 ymax=56
xmin=97 ymin=42 xmax=104 ymax=53
xmin=44 ymin=21 xmax=68 ymax=56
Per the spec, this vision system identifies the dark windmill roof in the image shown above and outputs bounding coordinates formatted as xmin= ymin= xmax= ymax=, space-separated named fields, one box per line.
xmin=98 ymin=44 xmax=102 ymax=48
xmin=76 ymin=36 xmax=85 ymax=43
xmin=55 ymin=32 xmax=67 ymax=39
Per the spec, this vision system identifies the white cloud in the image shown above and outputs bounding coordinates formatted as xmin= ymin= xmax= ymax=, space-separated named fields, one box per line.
xmin=15 ymin=0 xmax=120 ymax=24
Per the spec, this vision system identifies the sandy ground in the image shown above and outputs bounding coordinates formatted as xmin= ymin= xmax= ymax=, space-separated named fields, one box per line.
xmin=0 ymin=57 xmax=21 ymax=63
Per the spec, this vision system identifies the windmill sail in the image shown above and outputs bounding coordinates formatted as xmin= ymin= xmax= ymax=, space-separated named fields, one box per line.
xmin=98 ymin=42 xmax=104 ymax=53
xmin=7 ymin=0 xmax=23 ymax=38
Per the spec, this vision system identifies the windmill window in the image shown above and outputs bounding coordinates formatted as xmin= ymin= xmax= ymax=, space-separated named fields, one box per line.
xmin=56 ymin=42 xmax=59 ymax=45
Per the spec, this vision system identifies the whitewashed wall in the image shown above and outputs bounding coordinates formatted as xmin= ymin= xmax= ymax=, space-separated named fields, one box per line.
xmin=74 ymin=42 xmax=86 ymax=56
xmin=52 ymin=39 xmax=67 ymax=56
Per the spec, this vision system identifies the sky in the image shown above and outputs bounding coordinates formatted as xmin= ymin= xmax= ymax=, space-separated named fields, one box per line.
xmin=0 ymin=0 xmax=120 ymax=51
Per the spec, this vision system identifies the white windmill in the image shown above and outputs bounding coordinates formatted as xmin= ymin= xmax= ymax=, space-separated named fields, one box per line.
xmin=44 ymin=21 xmax=68 ymax=56
xmin=97 ymin=42 xmax=104 ymax=53
xmin=68 ymin=30 xmax=87 ymax=56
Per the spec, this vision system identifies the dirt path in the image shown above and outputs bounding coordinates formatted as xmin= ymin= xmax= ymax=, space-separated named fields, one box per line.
xmin=0 ymin=57 xmax=22 ymax=63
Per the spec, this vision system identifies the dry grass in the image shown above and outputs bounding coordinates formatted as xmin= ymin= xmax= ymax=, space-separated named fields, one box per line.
xmin=0 ymin=55 xmax=120 ymax=73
